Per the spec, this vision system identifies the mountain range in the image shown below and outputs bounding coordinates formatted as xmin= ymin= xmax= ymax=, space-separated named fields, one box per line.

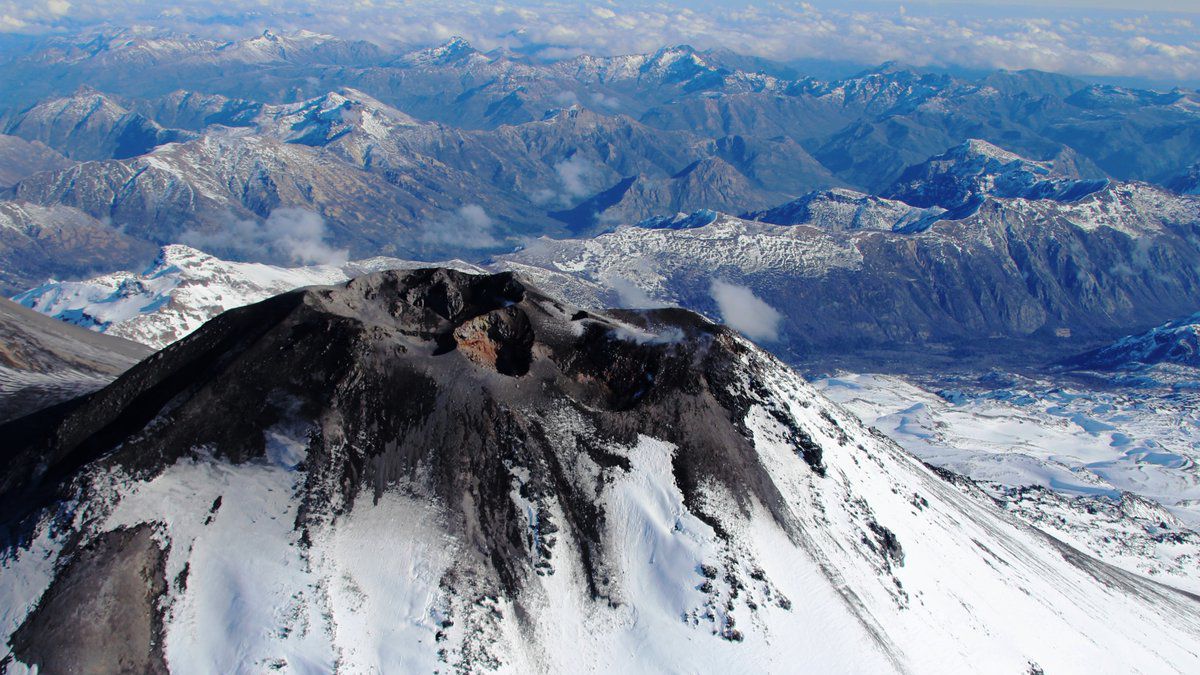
xmin=15 ymin=153 xmax=1200 ymax=369
xmin=0 ymin=32 xmax=1195 ymax=258
xmin=0 ymin=83 xmax=1197 ymax=364
xmin=0 ymin=34 xmax=1195 ymax=364
xmin=3 ymin=31 xmax=1193 ymax=191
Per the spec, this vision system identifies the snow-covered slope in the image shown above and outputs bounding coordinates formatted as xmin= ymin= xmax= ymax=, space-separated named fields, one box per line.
xmin=816 ymin=371 xmax=1200 ymax=592
xmin=14 ymin=244 xmax=484 ymax=348
xmin=1 ymin=269 xmax=1197 ymax=673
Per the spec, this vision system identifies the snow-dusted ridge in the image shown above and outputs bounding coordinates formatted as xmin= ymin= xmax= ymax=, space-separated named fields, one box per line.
xmin=14 ymin=245 xmax=484 ymax=348
xmin=1063 ymin=311 xmax=1200 ymax=373
xmin=15 ymin=166 xmax=1200 ymax=359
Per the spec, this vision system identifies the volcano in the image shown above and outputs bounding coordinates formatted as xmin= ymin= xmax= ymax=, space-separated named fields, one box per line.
xmin=1 ymin=269 xmax=1197 ymax=673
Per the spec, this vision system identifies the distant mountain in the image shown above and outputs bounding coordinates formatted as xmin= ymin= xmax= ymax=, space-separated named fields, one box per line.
xmin=0 ymin=297 xmax=149 ymax=422
xmin=0 ymin=201 xmax=155 ymax=295
xmin=745 ymin=188 xmax=941 ymax=232
xmin=3 ymin=88 xmax=837 ymax=260
xmin=127 ymin=90 xmax=263 ymax=132
xmin=1169 ymin=163 xmax=1200 ymax=195
xmin=23 ymin=28 xmax=384 ymax=70
xmin=1 ymin=34 xmax=1195 ymax=193
xmin=883 ymin=139 xmax=1108 ymax=213
xmin=3 ymin=127 xmax=539 ymax=258
xmin=1062 ymin=312 xmax=1200 ymax=372
xmin=0 ymin=135 xmax=70 ymax=187
xmin=1 ymin=269 xmax=1196 ymax=672
xmin=4 ymin=88 xmax=195 ymax=160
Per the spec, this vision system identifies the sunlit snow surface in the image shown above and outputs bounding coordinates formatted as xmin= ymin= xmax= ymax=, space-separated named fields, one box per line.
xmin=815 ymin=371 xmax=1200 ymax=593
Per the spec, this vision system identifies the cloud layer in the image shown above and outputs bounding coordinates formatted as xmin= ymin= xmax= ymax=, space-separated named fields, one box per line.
xmin=2 ymin=1 xmax=1198 ymax=84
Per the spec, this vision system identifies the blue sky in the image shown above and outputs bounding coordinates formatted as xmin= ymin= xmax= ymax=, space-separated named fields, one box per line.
xmin=1 ymin=1 xmax=1197 ymax=84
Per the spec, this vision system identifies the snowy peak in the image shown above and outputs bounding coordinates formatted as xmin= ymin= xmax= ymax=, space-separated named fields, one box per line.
xmin=2 ymin=269 xmax=1199 ymax=672
xmin=885 ymin=139 xmax=1109 ymax=211
xmin=150 ymin=243 xmax=217 ymax=269
xmin=958 ymin=137 xmax=1028 ymax=164
xmin=257 ymin=88 xmax=420 ymax=145
xmin=639 ymin=44 xmax=729 ymax=88
xmin=212 ymin=28 xmax=366 ymax=64
xmin=396 ymin=36 xmax=484 ymax=67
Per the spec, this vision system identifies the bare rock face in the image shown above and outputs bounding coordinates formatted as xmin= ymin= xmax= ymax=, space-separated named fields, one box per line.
xmin=452 ymin=306 xmax=535 ymax=376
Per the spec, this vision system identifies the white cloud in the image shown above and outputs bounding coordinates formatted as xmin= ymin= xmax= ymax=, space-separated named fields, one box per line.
xmin=552 ymin=89 xmax=579 ymax=106
xmin=419 ymin=203 xmax=502 ymax=249
xmin=555 ymin=155 xmax=595 ymax=199
xmin=609 ymin=277 xmax=660 ymax=309
xmin=0 ymin=1 xmax=1197 ymax=83
xmin=183 ymin=207 xmax=349 ymax=266
xmin=709 ymin=279 xmax=782 ymax=342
